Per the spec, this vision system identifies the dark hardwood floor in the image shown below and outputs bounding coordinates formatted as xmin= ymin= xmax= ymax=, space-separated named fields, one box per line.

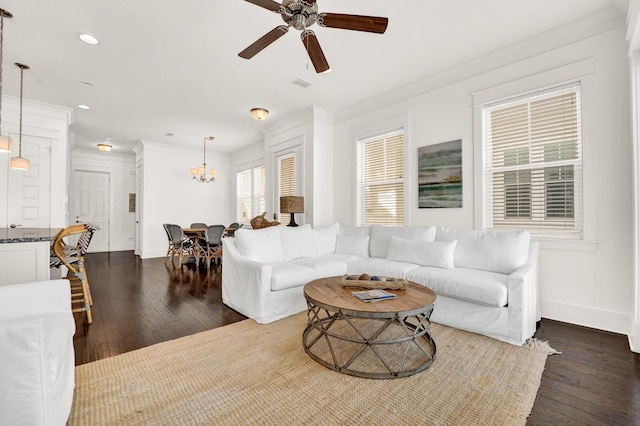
xmin=76 ymin=251 xmax=640 ymax=425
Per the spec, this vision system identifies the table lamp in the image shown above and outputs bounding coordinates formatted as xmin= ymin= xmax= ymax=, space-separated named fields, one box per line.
xmin=280 ymin=196 xmax=304 ymax=227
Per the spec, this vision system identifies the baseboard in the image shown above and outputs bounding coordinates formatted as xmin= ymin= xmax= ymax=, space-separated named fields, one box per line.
xmin=140 ymin=249 xmax=166 ymax=259
xmin=541 ymin=298 xmax=630 ymax=336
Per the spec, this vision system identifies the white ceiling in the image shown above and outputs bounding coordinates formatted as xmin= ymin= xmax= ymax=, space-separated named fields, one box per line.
xmin=0 ymin=0 xmax=629 ymax=155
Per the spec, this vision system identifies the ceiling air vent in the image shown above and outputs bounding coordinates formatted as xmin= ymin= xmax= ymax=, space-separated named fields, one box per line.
xmin=292 ymin=78 xmax=312 ymax=88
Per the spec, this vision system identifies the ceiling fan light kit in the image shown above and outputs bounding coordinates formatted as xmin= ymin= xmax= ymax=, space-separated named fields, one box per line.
xmin=239 ymin=0 xmax=388 ymax=73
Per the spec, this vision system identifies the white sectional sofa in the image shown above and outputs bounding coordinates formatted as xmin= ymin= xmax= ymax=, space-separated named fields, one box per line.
xmin=0 ymin=279 xmax=76 ymax=426
xmin=222 ymin=223 xmax=539 ymax=345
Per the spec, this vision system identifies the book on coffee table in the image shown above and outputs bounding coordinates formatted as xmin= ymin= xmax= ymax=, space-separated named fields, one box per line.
xmin=351 ymin=289 xmax=397 ymax=303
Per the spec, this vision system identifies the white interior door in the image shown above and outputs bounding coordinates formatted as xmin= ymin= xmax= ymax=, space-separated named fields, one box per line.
xmin=71 ymin=170 xmax=110 ymax=252
xmin=1 ymin=135 xmax=52 ymax=228
xmin=134 ymin=162 xmax=142 ymax=256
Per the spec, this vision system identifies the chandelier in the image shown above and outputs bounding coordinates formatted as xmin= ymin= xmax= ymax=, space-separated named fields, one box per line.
xmin=190 ymin=136 xmax=217 ymax=183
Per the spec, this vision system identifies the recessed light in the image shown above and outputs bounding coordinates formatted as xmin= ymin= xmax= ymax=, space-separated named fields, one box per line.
xmin=77 ymin=104 xmax=90 ymax=110
xmin=78 ymin=80 xmax=94 ymax=88
xmin=78 ymin=33 xmax=99 ymax=45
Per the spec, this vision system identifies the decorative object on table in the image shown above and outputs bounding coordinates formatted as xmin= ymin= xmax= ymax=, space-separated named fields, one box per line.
xmin=250 ymin=212 xmax=280 ymax=229
xmin=279 ymin=196 xmax=304 ymax=227
xmin=250 ymin=107 xmax=269 ymax=121
xmin=418 ymin=139 xmax=462 ymax=208
xmin=9 ymin=63 xmax=30 ymax=171
xmin=238 ymin=0 xmax=388 ymax=73
xmin=190 ymin=136 xmax=217 ymax=183
xmin=0 ymin=9 xmax=13 ymax=153
xmin=341 ymin=274 xmax=408 ymax=290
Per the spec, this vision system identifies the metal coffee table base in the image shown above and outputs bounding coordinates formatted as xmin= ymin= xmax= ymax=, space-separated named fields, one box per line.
xmin=303 ymin=303 xmax=437 ymax=379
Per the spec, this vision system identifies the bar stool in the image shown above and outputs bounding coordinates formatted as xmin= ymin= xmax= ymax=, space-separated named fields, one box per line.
xmin=50 ymin=223 xmax=101 ymax=324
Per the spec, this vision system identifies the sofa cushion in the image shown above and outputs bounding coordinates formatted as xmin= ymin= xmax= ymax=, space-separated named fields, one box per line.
xmin=235 ymin=227 xmax=284 ymax=263
xmin=369 ymin=225 xmax=437 ymax=258
xmin=436 ymin=227 xmax=530 ymax=274
xmin=313 ymin=222 xmax=340 ymax=256
xmin=270 ymin=263 xmax=317 ymax=291
xmin=407 ymin=267 xmax=508 ymax=307
xmin=336 ymin=235 xmax=370 ymax=257
xmin=386 ymin=236 xmax=456 ymax=269
xmin=292 ymin=253 xmax=350 ymax=277
xmin=280 ymin=224 xmax=315 ymax=261
xmin=347 ymin=258 xmax=420 ymax=278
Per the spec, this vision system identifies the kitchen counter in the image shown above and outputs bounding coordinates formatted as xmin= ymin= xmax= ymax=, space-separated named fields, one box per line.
xmin=0 ymin=227 xmax=60 ymax=243
xmin=0 ymin=228 xmax=60 ymax=286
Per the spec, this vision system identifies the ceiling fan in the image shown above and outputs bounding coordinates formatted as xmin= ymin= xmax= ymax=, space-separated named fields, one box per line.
xmin=238 ymin=0 xmax=389 ymax=73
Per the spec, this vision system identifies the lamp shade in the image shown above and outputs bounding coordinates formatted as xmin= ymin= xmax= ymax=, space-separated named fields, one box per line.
xmin=10 ymin=155 xmax=29 ymax=170
xmin=280 ymin=196 xmax=304 ymax=213
xmin=0 ymin=134 xmax=12 ymax=152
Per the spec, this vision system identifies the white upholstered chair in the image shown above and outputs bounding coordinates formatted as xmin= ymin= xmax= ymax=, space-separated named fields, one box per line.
xmin=0 ymin=279 xmax=76 ymax=425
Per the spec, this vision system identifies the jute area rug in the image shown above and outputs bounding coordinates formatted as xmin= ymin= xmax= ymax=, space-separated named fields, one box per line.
xmin=69 ymin=312 xmax=549 ymax=426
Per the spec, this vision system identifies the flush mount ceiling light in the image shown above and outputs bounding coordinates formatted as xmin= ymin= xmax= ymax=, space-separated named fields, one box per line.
xmin=251 ymin=108 xmax=269 ymax=121
xmin=10 ymin=63 xmax=30 ymax=171
xmin=78 ymin=80 xmax=94 ymax=88
xmin=78 ymin=33 xmax=99 ymax=45
xmin=97 ymin=143 xmax=112 ymax=152
xmin=0 ymin=9 xmax=13 ymax=153
xmin=77 ymin=104 xmax=90 ymax=110
xmin=190 ymin=136 xmax=217 ymax=183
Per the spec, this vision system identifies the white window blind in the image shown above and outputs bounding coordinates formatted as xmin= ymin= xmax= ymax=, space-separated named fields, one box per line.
xmin=482 ymin=82 xmax=583 ymax=238
xmin=356 ymin=129 xmax=405 ymax=226
xmin=277 ymin=154 xmax=296 ymax=222
xmin=236 ymin=165 xmax=265 ymax=223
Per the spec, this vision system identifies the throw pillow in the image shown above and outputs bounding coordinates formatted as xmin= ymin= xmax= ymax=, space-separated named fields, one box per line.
xmin=280 ymin=224 xmax=315 ymax=261
xmin=335 ymin=235 xmax=370 ymax=257
xmin=386 ymin=236 xmax=456 ymax=269
xmin=234 ymin=227 xmax=284 ymax=263
xmin=313 ymin=222 xmax=339 ymax=256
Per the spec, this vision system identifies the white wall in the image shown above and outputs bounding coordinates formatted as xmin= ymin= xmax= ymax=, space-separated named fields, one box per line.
xmin=334 ymin=18 xmax=633 ymax=334
xmin=70 ymin=150 xmax=136 ymax=251
xmin=138 ymin=140 xmax=231 ymax=259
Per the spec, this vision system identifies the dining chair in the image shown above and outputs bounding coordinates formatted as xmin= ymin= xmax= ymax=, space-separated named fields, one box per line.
xmin=165 ymin=224 xmax=195 ymax=267
xmin=190 ymin=222 xmax=207 ymax=229
xmin=198 ymin=225 xmax=225 ymax=270
xmin=50 ymin=223 xmax=101 ymax=324
xmin=225 ymin=222 xmax=242 ymax=237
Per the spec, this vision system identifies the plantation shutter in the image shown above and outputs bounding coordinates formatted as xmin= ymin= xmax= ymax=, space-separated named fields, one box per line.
xmin=357 ymin=129 xmax=405 ymax=226
xmin=483 ymin=82 xmax=582 ymax=237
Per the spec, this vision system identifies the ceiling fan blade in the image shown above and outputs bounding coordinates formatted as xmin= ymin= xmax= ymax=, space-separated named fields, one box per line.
xmin=301 ymin=30 xmax=330 ymax=73
xmin=244 ymin=0 xmax=282 ymax=12
xmin=317 ymin=13 xmax=388 ymax=34
xmin=238 ymin=26 xmax=289 ymax=59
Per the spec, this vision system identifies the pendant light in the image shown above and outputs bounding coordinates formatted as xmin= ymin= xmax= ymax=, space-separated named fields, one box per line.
xmin=10 ymin=63 xmax=29 ymax=171
xmin=0 ymin=9 xmax=13 ymax=153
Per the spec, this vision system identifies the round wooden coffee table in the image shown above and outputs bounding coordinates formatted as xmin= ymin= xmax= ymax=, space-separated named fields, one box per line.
xmin=303 ymin=276 xmax=437 ymax=379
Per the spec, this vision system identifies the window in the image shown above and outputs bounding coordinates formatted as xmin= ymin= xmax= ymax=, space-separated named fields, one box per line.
xmin=482 ymin=82 xmax=582 ymax=237
xmin=356 ymin=129 xmax=405 ymax=226
xmin=236 ymin=165 xmax=265 ymax=223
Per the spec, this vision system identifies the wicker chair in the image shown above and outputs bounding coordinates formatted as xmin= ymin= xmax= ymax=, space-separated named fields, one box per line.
xmin=50 ymin=223 xmax=101 ymax=324
xmin=197 ymin=225 xmax=225 ymax=270
xmin=164 ymin=224 xmax=195 ymax=267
